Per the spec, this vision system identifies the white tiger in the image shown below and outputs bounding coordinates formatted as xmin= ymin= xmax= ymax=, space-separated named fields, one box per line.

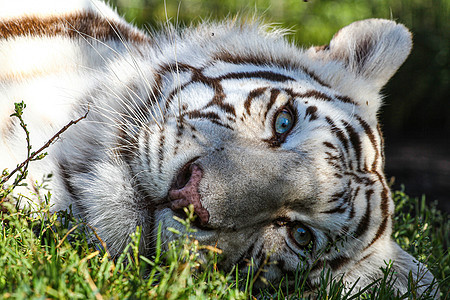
xmin=0 ymin=0 xmax=437 ymax=295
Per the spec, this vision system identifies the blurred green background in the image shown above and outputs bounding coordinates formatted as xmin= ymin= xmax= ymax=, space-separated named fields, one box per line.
xmin=111 ymin=0 xmax=449 ymax=211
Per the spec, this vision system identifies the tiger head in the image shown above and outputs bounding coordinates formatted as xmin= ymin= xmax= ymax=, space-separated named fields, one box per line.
xmin=68 ymin=17 xmax=434 ymax=293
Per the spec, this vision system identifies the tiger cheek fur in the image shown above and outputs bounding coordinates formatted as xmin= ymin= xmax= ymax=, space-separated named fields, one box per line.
xmin=0 ymin=1 xmax=437 ymax=296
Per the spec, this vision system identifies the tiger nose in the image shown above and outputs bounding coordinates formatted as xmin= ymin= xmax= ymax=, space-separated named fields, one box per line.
xmin=168 ymin=162 xmax=210 ymax=225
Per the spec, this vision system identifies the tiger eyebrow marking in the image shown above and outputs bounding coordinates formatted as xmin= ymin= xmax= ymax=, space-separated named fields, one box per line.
xmin=159 ymin=63 xmax=295 ymax=119
xmin=244 ymin=87 xmax=268 ymax=115
xmin=218 ymin=70 xmax=295 ymax=82
xmin=243 ymin=87 xmax=282 ymax=120
xmin=264 ymin=89 xmax=281 ymax=119
xmin=284 ymin=88 xmax=358 ymax=106
xmin=213 ymin=51 xmax=331 ymax=88
xmin=184 ymin=110 xmax=233 ymax=130
xmin=0 ymin=12 xmax=149 ymax=44
xmin=284 ymin=88 xmax=332 ymax=101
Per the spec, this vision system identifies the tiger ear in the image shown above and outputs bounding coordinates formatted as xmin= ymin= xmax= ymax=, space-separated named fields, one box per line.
xmin=309 ymin=19 xmax=412 ymax=91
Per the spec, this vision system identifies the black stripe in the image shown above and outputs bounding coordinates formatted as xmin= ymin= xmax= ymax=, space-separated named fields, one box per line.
xmin=244 ymin=87 xmax=268 ymax=115
xmin=348 ymin=187 xmax=360 ymax=220
xmin=284 ymin=88 xmax=331 ymax=102
xmin=305 ymin=105 xmax=319 ymax=121
xmin=329 ymin=255 xmax=351 ymax=271
xmin=321 ymin=204 xmax=347 ymax=214
xmin=343 ymin=171 xmax=375 ymax=186
xmin=325 ymin=117 xmax=350 ymax=158
xmin=328 ymin=189 xmax=346 ymax=203
xmin=342 ymin=120 xmax=362 ymax=171
xmin=324 ymin=151 xmax=343 ymax=171
xmin=323 ymin=141 xmax=336 ymax=149
xmin=143 ymin=129 xmax=152 ymax=169
xmin=219 ymin=70 xmax=295 ymax=82
xmin=210 ymin=119 xmax=233 ymax=130
xmin=255 ymin=245 xmax=265 ymax=265
xmin=377 ymin=124 xmax=385 ymax=167
xmin=264 ymin=89 xmax=281 ymax=119
xmin=58 ymin=161 xmax=88 ymax=216
xmin=212 ymin=51 xmax=331 ymax=88
xmin=335 ymin=95 xmax=355 ymax=104
xmin=0 ymin=12 xmax=149 ymax=43
xmin=284 ymin=88 xmax=357 ymax=105
xmin=157 ymin=130 xmax=165 ymax=174
xmin=356 ymin=116 xmax=379 ymax=171
xmin=237 ymin=242 xmax=255 ymax=270
xmin=365 ymin=181 xmax=390 ymax=248
xmin=353 ymin=189 xmax=373 ymax=238
xmin=186 ymin=110 xmax=221 ymax=121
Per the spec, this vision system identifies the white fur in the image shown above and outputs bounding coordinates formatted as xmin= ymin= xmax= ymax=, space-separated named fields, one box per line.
xmin=0 ymin=0 xmax=119 ymax=20
xmin=0 ymin=0 xmax=437 ymax=297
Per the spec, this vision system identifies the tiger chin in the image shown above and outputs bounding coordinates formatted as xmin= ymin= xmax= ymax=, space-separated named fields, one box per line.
xmin=0 ymin=0 xmax=438 ymax=296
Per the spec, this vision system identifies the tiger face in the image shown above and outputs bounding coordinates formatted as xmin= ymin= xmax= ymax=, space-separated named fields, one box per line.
xmin=0 ymin=1 xmax=436 ymax=294
xmin=134 ymin=59 xmax=391 ymax=287
xmin=114 ymin=20 xmax=409 ymax=288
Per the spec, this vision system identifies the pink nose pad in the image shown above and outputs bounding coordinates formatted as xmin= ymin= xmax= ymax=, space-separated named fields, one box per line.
xmin=168 ymin=163 xmax=210 ymax=225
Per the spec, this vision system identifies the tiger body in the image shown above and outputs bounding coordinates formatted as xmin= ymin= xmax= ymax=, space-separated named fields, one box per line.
xmin=0 ymin=0 xmax=436 ymax=295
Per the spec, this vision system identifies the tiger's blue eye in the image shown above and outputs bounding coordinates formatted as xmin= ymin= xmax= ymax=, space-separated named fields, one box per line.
xmin=274 ymin=109 xmax=294 ymax=135
xmin=292 ymin=226 xmax=312 ymax=248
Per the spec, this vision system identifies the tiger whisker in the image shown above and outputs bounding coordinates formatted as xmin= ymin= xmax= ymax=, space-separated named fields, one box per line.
xmin=163 ymin=0 xmax=184 ymax=128
xmin=174 ymin=1 xmax=184 ymax=126
xmin=97 ymin=82 xmax=152 ymax=126
xmin=64 ymin=25 xmax=160 ymax=128
xmin=87 ymin=0 xmax=165 ymax=128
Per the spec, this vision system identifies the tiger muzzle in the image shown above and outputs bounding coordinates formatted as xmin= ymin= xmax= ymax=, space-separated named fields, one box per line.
xmin=168 ymin=161 xmax=210 ymax=226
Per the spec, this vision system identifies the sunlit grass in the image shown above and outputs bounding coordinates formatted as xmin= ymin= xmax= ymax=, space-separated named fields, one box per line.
xmin=0 ymin=185 xmax=448 ymax=299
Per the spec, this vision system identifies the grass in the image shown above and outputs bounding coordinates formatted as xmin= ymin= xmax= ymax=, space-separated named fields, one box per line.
xmin=0 ymin=103 xmax=448 ymax=299
xmin=0 ymin=188 xmax=448 ymax=299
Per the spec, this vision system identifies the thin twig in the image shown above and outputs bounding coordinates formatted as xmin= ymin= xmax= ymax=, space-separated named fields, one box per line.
xmin=1 ymin=110 xmax=89 ymax=186
xmin=86 ymin=223 xmax=112 ymax=259
xmin=57 ymin=221 xmax=111 ymax=259
xmin=56 ymin=223 xmax=83 ymax=249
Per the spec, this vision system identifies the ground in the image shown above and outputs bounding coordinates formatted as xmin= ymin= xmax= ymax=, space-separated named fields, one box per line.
xmin=385 ymin=137 xmax=450 ymax=213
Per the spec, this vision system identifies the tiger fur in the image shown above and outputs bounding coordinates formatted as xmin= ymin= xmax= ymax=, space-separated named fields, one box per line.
xmin=0 ymin=0 xmax=437 ymax=295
